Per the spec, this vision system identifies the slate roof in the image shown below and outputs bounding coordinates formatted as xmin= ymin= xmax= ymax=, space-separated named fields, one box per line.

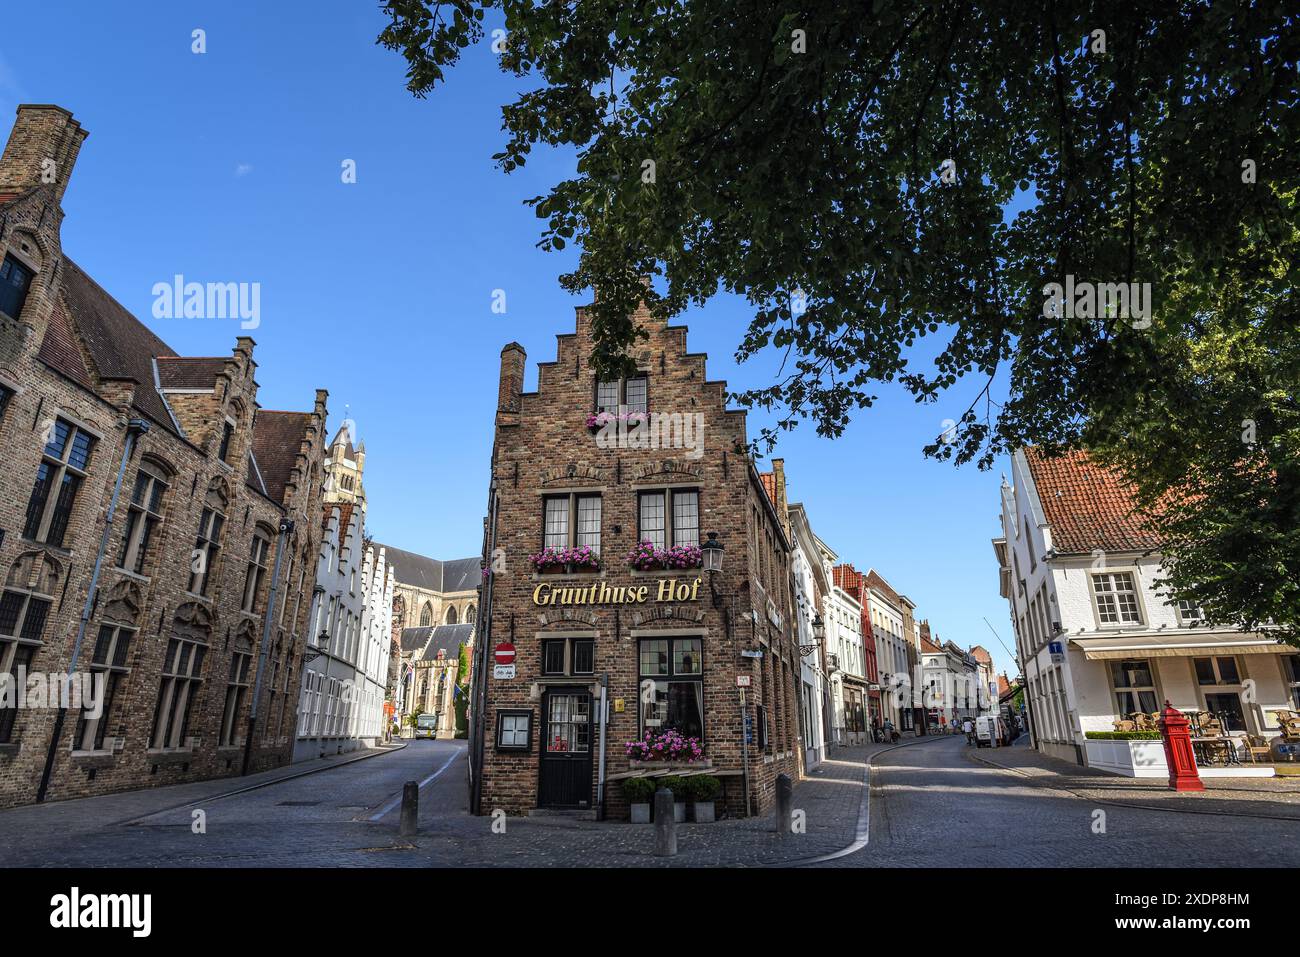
xmin=1022 ymin=447 xmax=1162 ymax=555
xmin=52 ymin=259 xmax=181 ymax=434
xmin=156 ymin=356 xmax=227 ymax=390
xmin=378 ymin=544 xmax=481 ymax=593
xmin=329 ymin=424 xmax=356 ymax=460
xmin=400 ymin=623 xmax=474 ymax=659
xmin=250 ymin=410 xmax=310 ymax=505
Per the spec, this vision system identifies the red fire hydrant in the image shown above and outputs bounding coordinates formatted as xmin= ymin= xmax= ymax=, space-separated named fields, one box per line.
xmin=1158 ymin=700 xmax=1204 ymax=792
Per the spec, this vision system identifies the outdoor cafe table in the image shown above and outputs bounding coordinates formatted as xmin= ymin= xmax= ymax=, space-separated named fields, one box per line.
xmin=1190 ymin=736 xmax=1241 ymax=766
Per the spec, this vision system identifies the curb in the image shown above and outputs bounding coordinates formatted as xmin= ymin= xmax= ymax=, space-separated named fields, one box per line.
xmin=777 ymin=733 xmax=950 ymax=867
xmin=966 ymin=747 xmax=1300 ymax=825
xmin=115 ymin=741 xmax=412 ymax=826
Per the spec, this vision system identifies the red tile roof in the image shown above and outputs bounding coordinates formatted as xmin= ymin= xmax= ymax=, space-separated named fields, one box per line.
xmin=969 ymin=645 xmax=992 ymax=664
xmin=758 ymin=471 xmax=776 ymax=508
xmin=1023 ymin=447 xmax=1161 ymax=555
xmin=921 ymin=636 xmax=944 ymax=655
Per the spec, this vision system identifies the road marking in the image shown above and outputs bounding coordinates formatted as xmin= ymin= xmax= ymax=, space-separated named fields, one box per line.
xmin=367 ymin=748 xmax=461 ymax=822
xmin=777 ymin=735 xmax=947 ymax=867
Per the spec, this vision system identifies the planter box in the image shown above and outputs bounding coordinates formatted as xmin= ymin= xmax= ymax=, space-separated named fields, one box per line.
xmin=1084 ymin=738 xmax=1168 ymax=777
xmin=630 ymin=803 xmax=651 ymax=824
xmin=692 ymin=800 xmax=716 ymax=823
xmin=627 ymin=760 xmax=712 ymax=770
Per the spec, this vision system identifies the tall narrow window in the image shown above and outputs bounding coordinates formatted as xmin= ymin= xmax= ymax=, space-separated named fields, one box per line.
xmin=543 ymin=496 xmax=570 ymax=549
xmin=638 ymin=637 xmax=704 ymax=740
xmin=0 ymin=583 xmax=52 ymax=743
xmin=188 ymin=484 xmax=227 ymax=596
xmin=220 ymin=644 xmax=253 ymax=746
xmin=638 ymin=489 xmax=699 ymax=549
xmin=1091 ymin=572 xmax=1142 ymax=625
xmin=151 ymin=637 xmax=207 ymax=749
xmin=0 ymin=254 xmax=34 ymax=320
xmin=218 ymin=420 xmax=235 ymax=463
xmin=0 ymin=383 xmax=13 ymax=424
xmin=419 ymin=602 xmax=432 ymax=627
xmin=74 ymin=624 xmax=134 ymax=751
xmin=23 ymin=418 xmax=96 ymax=547
xmin=118 ymin=464 xmax=168 ymax=575
xmin=241 ymin=530 xmax=271 ymax=613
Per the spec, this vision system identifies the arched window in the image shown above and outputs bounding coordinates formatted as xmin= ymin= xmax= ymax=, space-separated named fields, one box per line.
xmin=419 ymin=602 xmax=432 ymax=627
xmin=1 ymin=552 xmax=61 ymax=743
xmin=118 ymin=459 xmax=170 ymax=575
xmin=445 ymin=605 xmax=458 ymax=625
xmin=189 ymin=480 xmax=229 ymax=597
xmin=465 ymin=603 xmax=476 ymax=625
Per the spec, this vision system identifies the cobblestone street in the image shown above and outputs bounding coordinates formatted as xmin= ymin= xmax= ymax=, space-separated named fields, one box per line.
xmin=2 ymin=733 xmax=1297 ymax=868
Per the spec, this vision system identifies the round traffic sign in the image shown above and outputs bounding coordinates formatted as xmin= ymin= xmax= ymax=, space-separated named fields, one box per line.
xmin=494 ymin=642 xmax=516 ymax=666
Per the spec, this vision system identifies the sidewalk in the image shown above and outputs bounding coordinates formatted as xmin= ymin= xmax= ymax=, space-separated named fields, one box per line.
xmin=967 ymin=738 xmax=1300 ymax=821
xmin=0 ymin=741 xmax=406 ymax=844
xmin=452 ymin=733 xmax=949 ymax=868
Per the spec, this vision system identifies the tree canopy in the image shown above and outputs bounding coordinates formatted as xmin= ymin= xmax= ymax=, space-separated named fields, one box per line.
xmin=379 ymin=1 xmax=1299 ymax=640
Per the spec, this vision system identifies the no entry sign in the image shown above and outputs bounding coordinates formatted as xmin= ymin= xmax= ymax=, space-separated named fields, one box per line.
xmin=494 ymin=642 xmax=516 ymax=666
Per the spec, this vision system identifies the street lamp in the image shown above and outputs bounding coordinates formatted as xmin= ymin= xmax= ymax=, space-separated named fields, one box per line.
xmin=702 ymin=531 xmax=724 ymax=573
xmin=799 ymin=612 xmax=823 ymax=658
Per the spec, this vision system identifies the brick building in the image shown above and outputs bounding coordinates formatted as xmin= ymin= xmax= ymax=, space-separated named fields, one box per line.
xmin=470 ymin=300 xmax=801 ymax=818
xmin=0 ymin=105 xmax=326 ymax=807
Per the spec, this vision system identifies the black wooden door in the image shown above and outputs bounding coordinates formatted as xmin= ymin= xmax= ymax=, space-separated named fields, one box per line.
xmin=538 ymin=687 xmax=593 ymax=808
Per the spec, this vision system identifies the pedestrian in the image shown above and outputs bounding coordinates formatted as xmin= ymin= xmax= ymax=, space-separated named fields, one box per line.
xmin=962 ymin=717 xmax=974 ymax=745
xmin=884 ymin=718 xmax=897 ymax=744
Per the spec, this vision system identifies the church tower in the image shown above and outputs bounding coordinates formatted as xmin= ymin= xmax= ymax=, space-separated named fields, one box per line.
xmin=323 ymin=416 xmax=366 ymax=509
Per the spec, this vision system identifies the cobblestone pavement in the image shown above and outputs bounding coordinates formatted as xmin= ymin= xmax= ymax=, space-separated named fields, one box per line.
xmin=830 ymin=735 xmax=1300 ymax=868
xmin=2 ymin=733 xmax=1297 ymax=867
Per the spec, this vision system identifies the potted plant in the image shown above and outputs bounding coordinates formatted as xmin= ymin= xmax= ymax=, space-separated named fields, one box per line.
xmin=622 ymin=777 xmax=654 ymax=824
xmin=658 ymin=776 xmax=687 ymax=822
xmin=689 ymin=775 xmax=722 ymax=822
xmin=624 ymin=541 xmax=703 ymax=572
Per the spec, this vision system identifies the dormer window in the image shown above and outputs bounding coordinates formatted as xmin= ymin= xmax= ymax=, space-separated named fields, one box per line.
xmin=596 ymin=375 xmax=647 ymax=415
xmin=0 ymin=255 xmax=34 ymax=321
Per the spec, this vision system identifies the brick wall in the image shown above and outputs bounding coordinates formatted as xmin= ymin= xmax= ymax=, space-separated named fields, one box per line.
xmin=476 ymin=303 xmax=802 ymax=817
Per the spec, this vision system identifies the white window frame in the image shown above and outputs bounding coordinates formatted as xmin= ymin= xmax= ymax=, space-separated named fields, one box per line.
xmin=1089 ymin=570 xmax=1145 ymax=628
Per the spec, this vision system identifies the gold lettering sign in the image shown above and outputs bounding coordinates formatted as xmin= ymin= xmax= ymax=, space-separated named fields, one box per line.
xmin=532 ymin=577 xmax=702 ymax=607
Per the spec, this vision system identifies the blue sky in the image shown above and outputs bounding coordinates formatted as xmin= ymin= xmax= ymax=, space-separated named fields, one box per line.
xmin=1 ymin=2 xmax=1019 ymax=676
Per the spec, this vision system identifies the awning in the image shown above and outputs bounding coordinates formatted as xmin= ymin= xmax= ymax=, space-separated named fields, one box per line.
xmin=1070 ymin=632 xmax=1292 ymax=661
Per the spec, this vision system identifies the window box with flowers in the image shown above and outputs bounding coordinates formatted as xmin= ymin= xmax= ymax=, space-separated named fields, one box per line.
xmin=625 ymin=541 xmax=703 ymax=572
xmin=585 ymin=410 xmax=649 ymax=432
xmin=528 ymin=545 xmax=601 ymax=575
xmin=625 ymin=729 xmax=708 ymax=767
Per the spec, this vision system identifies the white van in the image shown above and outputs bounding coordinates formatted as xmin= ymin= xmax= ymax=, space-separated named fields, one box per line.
xmin=975 ymin=714 xmax=1006 ymax=748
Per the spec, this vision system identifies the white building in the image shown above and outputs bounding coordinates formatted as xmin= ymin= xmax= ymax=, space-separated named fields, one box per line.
xmin=294 ymin=498 xmax=394 ymax=761
xmin=994 ymin=447 xmax=1300 ymax=769
xmin=865 ymin=571 xmax=910 ymax=732
xmin=920 ymin=633 xmax=976 ymax=729
xmin=788 ymin=503 xmax=831 ymax=770
xmin=823 ymin=550 xmax=868 ymax=747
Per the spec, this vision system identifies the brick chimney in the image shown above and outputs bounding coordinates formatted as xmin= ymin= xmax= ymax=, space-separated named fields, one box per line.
xmin=771 ymin=458 xmax=789 ymax=534
xmin=0 ymin=105 xmax=88 ymax=205
xmin=497 ymin=342 xmax=525 ymax=427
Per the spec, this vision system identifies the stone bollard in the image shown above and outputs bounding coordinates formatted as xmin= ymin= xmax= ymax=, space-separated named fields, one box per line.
xmin=653 ymin=788 xmax=677 ymax=856
xmin=774 ymin=773 xmax=792 ymax=837
xmin=399 ymin=780 xmax=419 ymax=836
